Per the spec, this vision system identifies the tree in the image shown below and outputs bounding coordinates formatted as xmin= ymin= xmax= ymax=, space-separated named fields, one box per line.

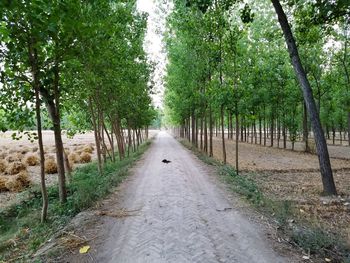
xmin=270 ymin=0 xmax=337 ymax=195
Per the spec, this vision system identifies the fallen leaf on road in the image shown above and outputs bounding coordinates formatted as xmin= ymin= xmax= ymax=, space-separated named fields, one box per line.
xmin=79 ymin=245 xmax=90 ymax=254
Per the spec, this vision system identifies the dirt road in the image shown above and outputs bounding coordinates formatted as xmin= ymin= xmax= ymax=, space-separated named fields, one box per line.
xmin=65 ymin=131 xmax=291 ymax=263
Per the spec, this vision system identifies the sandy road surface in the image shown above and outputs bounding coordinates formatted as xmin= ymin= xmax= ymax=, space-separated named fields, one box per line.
xmin=65 ymin=132 xmax=290 ymax=263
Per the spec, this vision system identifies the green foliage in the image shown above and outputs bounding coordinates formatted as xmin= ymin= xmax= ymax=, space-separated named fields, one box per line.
xmin=0 ymin=0 xmax=155 ymax=134
xmin=165 ymin=0 xmax=350 ymax=148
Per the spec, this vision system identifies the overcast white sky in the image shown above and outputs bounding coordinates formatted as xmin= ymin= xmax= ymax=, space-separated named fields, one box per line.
xmin=137 ymin=0 xmax=171 ymax=108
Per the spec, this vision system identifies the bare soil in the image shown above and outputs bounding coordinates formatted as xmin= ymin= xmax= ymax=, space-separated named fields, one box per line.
xmin=210 ymin=136 xmax=350 ymax=245
xmin=41 ymin=132 xmax=300 ymax=263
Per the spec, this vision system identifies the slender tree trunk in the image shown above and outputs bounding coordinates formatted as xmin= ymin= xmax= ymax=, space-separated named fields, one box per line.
xmin=303 ymin=102 xmax=309 ymax=152
xmin=209 ymin=105 xmax=213 ymax=157
xmin=103 ymin=123 xmax=115 ymax=162
xmin=240 ymin=116 xmax=244 ymax=141
xmin=270 ymin=111 xmax=274 ymax=147
xmin=195 ymin=117 xmax=199 ymax=147
xmin=235 ymin=108 xmax=239 ymax=175
xmin=29 ymin=43 xmax=48 ymax=221
xmin=204 ymin=111 xmax=208 ymax=153
xmin=132 ymin=129 xmax=136 ymax=152
xmin=99 ymin=112 xmax=107 ymax=163
xmin=221 ymin=105 xmax=226 ymax=164
xmin=259 ymin=115 xmax=262 ymax=145
xmin=127 ymin=124 xmax=132 ymax=157
xmin=283 ymin=124 xmax=287 ymax=149
xmin=348 ymin=112 xmax=350 ymax=146
xmin=44 ymin=62 xmax=66 ymax=203
xmin=192 ymin=111 xmax=196 ymax=146
xmin=200 ymin=116 xmax=203 ymax=150
xmin=89 ymin=98 xmax=102 ymax=174
xmin=271 ymin=0 xmax=337 ymax=195
xmin=263 ymin=105 xmax=267 ymax=146
xmin=35 ymin=95 xmax=48 ymax=222
xmin=229 ymin=112 xmax=233 ymax=139
xmin=277 ymin=114 xmax=280 ymax=148
xmin=340 ymin=129 xmax=343 ymax=145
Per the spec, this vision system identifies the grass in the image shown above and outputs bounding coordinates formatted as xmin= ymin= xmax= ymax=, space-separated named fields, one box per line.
xmin=0 ymin=140 xmax=152 ymax=262
xmin=180 ymin=139 xmax=350 ymax=262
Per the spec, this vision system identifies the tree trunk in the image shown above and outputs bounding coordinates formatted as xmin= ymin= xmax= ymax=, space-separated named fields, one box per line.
xmin=35 ymin=92 xmax=48 ymax=222
xmin=303 ymin=102 xmax=309 ymax=152
xmin=271 ymin=0 xmax=337 ymax=195
xmin=270 ymin=111 xmax=274 ymax=147
xmin=195 ymin=116 xmax=199 ymax=147
xmin=263 ymin=105 xmax=267 ymax=146
xmin=235 ymin=109 xmax=239 ymax=175
xmin=204 ymin=112 xmax=208 ymax=153
xmin=259 ymin=115 xmax=262 ymax=145
xmin=103 ymin=123 xmax=115 ymax=162
xmin=89 ymin=98 xmax=102 ymax=174
xmin=348 ymin=112 xmax=350 ymax=146
xmin=209 ymin=105 xmax=213 ymax=157
xmin=192 ymin=111 xmax=196 ymax=146
xmin=44 ymin=66 xmax=66 ymax=203
xmin=29 ymin=39 xmax=48 ymax=222
xmin=240 ymin=116 xmax=244 ymax=141
xmin=200 ymin=116 xmax=203 ymax=150
xmin=221 ymin=105 xmax=226 ymax=164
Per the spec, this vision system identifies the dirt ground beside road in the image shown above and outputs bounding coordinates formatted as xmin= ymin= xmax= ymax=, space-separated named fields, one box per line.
xmin=210 ymin=137 xmax=350 ymax=245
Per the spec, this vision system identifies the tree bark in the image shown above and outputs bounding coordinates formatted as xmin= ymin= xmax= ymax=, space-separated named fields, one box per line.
xmin=209 ymin=105 xmax=213 ymax=157
xmin=43 ymin=62 xmax=66 ymax=203
xmin=235 ymin=108 xmax=239 ymax=175
xmin=221 ymin=105 xmax=226 ymax=164
xmin=89 ymin=98 xmax=102 ymax=174
xmin=271 ymin=0 xmax=337 ymax=195
xmin=29 ymin=41 xmax=48 ymax=222
xmin=303 ymin=102 xmax=309 ymax=152
xmin=191 ymin=111 xmax=196 ymax=146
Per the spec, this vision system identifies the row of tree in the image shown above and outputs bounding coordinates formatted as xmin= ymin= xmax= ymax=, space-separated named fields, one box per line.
xmin=165 ymin=0 xmax=349 ymax=195
xmin=0 ymin=0 xmax=155 ymax=221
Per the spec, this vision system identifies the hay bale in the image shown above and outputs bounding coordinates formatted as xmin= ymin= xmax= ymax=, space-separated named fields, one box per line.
xmin=25 ymin=154 xmax=39 ymax=166
xmin=6 ymin=161 xmax=27 ymax=175
xmin=5 ymin=177 xmax=23 ymax=192
xmin=45 ymin=158 xmax=57 ymax=174
xmin=80 ymin=152 xmax=91 ymax=163
xmin=5 ymin=153 xmax=23 ymax=163
xmin=0 ymin=176 xmax=8 ymax=192
xmin=68 ymin=153 xmax=80 ymax=164
xmin=0 ymin=159 xmax=7 ymax=173
xmin=82 ymin=145 xmax=94 ymax=154
xmin=16 ymin=170 xmax=30 ymax=187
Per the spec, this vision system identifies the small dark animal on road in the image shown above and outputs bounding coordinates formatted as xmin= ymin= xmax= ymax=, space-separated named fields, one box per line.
xmin=162 ymin=159 xmax=171 ymax=163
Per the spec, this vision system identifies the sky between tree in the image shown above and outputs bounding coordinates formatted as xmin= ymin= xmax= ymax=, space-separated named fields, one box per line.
xmin=137 ymin=0 xmax=171 ymax=108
